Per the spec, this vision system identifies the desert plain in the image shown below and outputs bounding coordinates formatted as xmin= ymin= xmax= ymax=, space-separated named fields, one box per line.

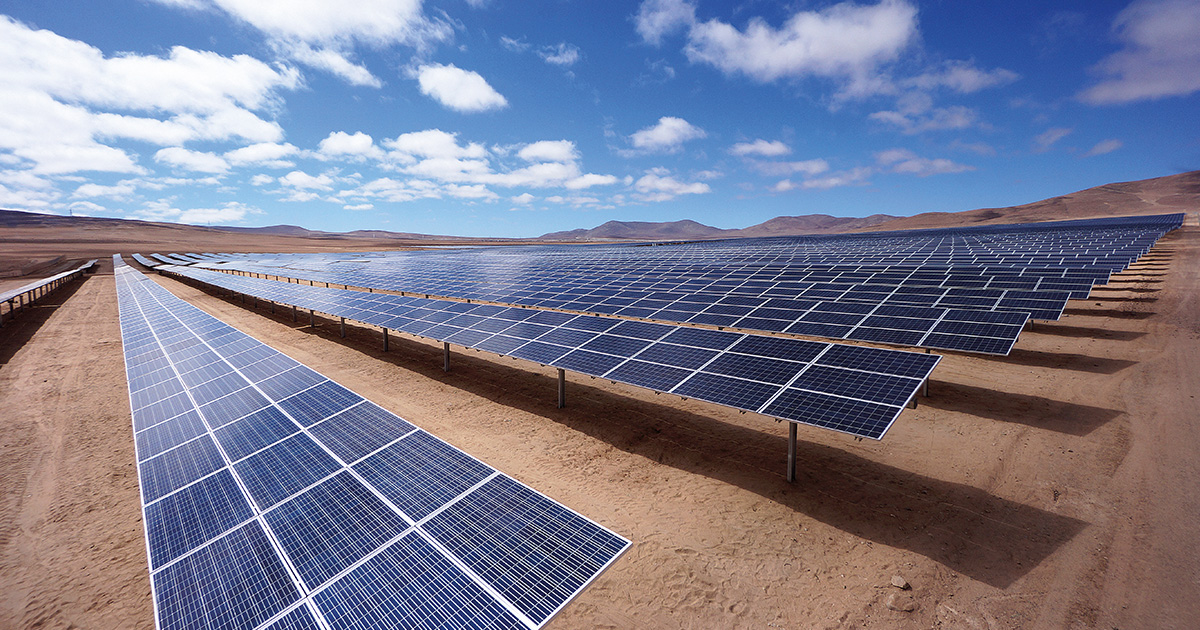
xmin=2 ymin=173 xmax=1199 ymax=629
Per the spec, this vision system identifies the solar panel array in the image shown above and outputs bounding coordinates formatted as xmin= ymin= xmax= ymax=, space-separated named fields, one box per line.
xmin=1 ymin=259 xmax=98 ymax=326
xmin=158 ymin=264 xmax=941 ymax=440
xmin=115 ymin=257 xmax=630 ymax=630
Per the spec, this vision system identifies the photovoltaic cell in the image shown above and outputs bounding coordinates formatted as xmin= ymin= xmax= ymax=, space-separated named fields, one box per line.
xmin=354 ymin=431 xmax=493 ymax=521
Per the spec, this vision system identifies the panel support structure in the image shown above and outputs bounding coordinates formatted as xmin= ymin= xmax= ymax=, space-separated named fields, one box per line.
xmin=340 ymin=317 xmax=346 ymax=338
xmin=382 ymin=327 xmax=389 ymax=352
xmin=443 ymin=342 xmax=451 ymax=372
xmin=787 ymin=422 xmax=797 ymax=483
xmin=557 ymin=368 xmax=566 ymax=409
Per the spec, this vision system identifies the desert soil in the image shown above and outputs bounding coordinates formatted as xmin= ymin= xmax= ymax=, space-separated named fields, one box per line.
xmin=1 ymin=227 xmax=1198 ymax=629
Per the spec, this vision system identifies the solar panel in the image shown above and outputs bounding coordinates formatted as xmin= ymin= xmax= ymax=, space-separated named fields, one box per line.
xmin=114 ymin=257 xmax=630 ymax=630
xmin=156 ymin=263 xmax=940 ymax=440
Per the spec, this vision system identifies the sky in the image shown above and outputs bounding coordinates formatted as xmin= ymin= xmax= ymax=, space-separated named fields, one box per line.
xmin=1 ymin=0 xmax=1198 ymax=238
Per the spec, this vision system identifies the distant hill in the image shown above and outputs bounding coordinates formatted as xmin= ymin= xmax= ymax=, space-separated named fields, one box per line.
xmin=539 ymin=214 xmax=897 ymax=241
xmin=861 ymin=170 xmax=1200 ymax=232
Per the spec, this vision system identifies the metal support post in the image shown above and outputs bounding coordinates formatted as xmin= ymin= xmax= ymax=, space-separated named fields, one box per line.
xmin=557 ymin=369 xmax=566 ymax=408
xmin=292 ymin=305 xmax=297 ymax=322
xmin=340 ymin=317 xmax=346 ymax=338
xmin=443 ymin=342 xmax=450 ymax=372
xmin=923 ymin=378 xmax=929 ymax=397
xmin=309 ymin=309 xmax=315 ymax=327
xmin=787 ymin=423 xmax=797 ymax=483
xmin=382 ymin=328 xmax=389 ymax=352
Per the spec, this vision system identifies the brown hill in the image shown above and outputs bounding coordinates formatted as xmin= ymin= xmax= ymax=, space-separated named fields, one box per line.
xmin=539 ymin=214 xmax=897 ymax=241
xmin=863 ymin=170 xmax=1200 ymax=232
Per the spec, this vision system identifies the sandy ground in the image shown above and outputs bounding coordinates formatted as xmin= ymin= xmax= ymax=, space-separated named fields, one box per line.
xmin=1 ymin=227 xmax=1198 ymax=629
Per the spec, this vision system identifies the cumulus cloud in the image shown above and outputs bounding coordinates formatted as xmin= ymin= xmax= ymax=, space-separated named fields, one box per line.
xmin=1084 ymin=139 xmax=1123 ymax=156
xmin=511 ymin=192 xmax=536 ymax=205
xmin=279 ymin=170 xmax=334 ymax=190
xmin=905 ymin=60 xmax=1019 ymax=93
xmin=794 ymin=166 xmax=872 ymax=190
xmin=750 ymin=159 xmax=830 ymax=177
xmin=680 ymin=0 xmax=917 ymax=93
xmin=0 ymin=16 xmax=297 ymax=175
xmin=154 ymin=147 xmax=230 ymax=173
xmin=416 ymin=63 xmax=508 ymax=113
xmin=1079 ymin=0 xmax=1200 ymax=104
xmin=875 ymin=148 xmax=973 ymax=176
xmin=518 ymin=140 xmax=579 ymax=162
xmin=629 ymin=116 xmax=707 ymax=153
xmin=635 ymin=0 xmax=696 ymax=46
xmin=72 ymin=181 xmax=138 ymax=199
xmin=633 ymin=169 xmax=711 ymax=201
xmin=730 ymin=139 xmax=791 ymax=157
xmin=385 ymin=129 xmax=487 ymax=160
xmin=150 ymin=0 xmax=452 ymax=84
xmin=224 ymin=142 xmax=298 ymax=167
xmin=317 ymin=131 xmax=384 ymax=160
xmin=135 ymin=199 xmax=260 ymax=224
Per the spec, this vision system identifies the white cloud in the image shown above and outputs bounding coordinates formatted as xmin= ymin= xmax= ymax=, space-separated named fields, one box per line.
xmin=629 ymin=116 xmax=707 ymax=153
xmin=500 ymin=36 xmax=530 ymax=53
xmin=72 ymin=181 xmax=137 ymax=199
xmin=566 ymin=174 xmax=620 ymax=189
xmin=318 ymin=131 xmax=384 ymax=161
xmin=751 ymin=159 xmax=830 ymax=177
xmin=682 ymin=0 xmax=918 ymax=92
xmin=730 ymin=139 xmax=791 ymax=157
xmin=511 ymin=192 xmax=536 ymax=205
xmin=875 ymin=148 xmax=973 ymax=176
xmin=343 ymin=203 xmax=374 ymax=210
xmin=1080 ymin=0 xmax=1200 ymax=104
xmin=154 ymin=147 xmax=230 ymax=173
xmin=906 ymin=60 xmax=1019 ymax=93
xmin=538 ymin=43 xmax=581 ymax=66
xmin=518 ymin=140 xmax=579 ymax=162
xmin=633 ymin=169 xmax=711 ymax=201
xmin=224 ymin=142 xmax=298 ymax=167
xmin=279 ymin=170 xmax=334 ymax=190
xmin=281 ymin=43 xmax=382 ymax=87
xmin=416 ymin=63 xmax=508 ymax=113
xmin=635 ymin=0 xmax=696 ymax=46
xmin=135 ymin=199 xmax=260 ymax=224
xmin=1034 ymin=127 xmax=1073 ymax=152
xmin=797 ymin=167 xmax=872 ymax=189
xmin=385 ymin=129 xmax=487 ymax=160
xmin=1085 ymin=139 xmax=1123 ymax=156
xmin=869 ymin=91 xmax=979 ymax=133
xmin=250 ymin=173 xmax=275 ymax=186
xmin=0 ymin=16 xmax=297 ymax=174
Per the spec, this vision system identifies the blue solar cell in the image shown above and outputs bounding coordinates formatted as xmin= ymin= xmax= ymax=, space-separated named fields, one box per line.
xmin=537 ymin=326 xmax=599 ymax=348
xmin=674 ymin=372 xmax=782 ymax=411
xmin=199 ymin=386 xmax=271 ymax=428
xmin=922 ymin=333 xmax=1016 ymax=355
xmin=468 ymin=317 xmax=518 ymax=333
xmin=687 ymin=313 xmax=741 ymax=327
xmin=581 ymin=334 xmax=651 ymax=357
xmin=424 ymin=475 xmax=629 ymax=626
xmin=130 ymin=378 xmax=186 ymax=410
xmin=605 ymin=359 xmax=692 ymax=391
xmin=265 ymin=472 xmax=410 ymax=590
xmin=634 ymin=343 xmax=718 ymax=370
xmin=313 ymin=533 xmax=526 ymax=630
xmin=257 ymin=367 xmax=327 ymax=402
xmin=135 ymin=410 xmax=207 ymax=461
xmin=234 ymin=433 xmax=342 ymax=510
xmin=213 ymin=406 xmax=300 ymax=462
xmin=789 ymin=365 xmax=919 ymax=406
xmin=552 ymin=349 xmax=627 ymax=376
xmin=138 ymin=434 xmax=226 ymax=504
xmin=560 ymin=315 xmax=620 ymax=333
xmin=526 ymin=310 xmax=576 ymax=326
xmin=177 ymin=361 xmax=234 ymax=388
xmin=727 ymin=336 xmax=826 ymax=363
xmin=509 ymin=340 xmax=573 ymax=365
xmin=703 ymin=353 xmax=802 ymax=385
xmin=132 ymin=391 xmax=194 ymax=432
xmin=608 ymin=320 xmax=674 ymax=340
xmin=276 ymin=381 xmax=362 ymax=427
xmin=475 ymin=334 xmax=529 ymax=355
xmin=262 ymin=605 xmax=323 ymax=630
xmin=189 ymin=372 xmax=250 ymax=405
xmin=815 ymin=344 xmax=936 ymax=379
xmin=153 ymin=522 xmax=299 ymax=630
xmin=659 ymin=326 xmax=741 ymax=350
xmin=354 ymin=431 xmax=493 ymax=521
xmin=145 ymin=469 xmax=253 ymax=569
xmin=309 ymin=402 xmax=416 ymax=463
xmin=762 ymin=389 xmax=899 ymax=439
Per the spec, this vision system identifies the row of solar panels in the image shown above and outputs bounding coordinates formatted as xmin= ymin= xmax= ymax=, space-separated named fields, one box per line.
xmin=155 ymin=263 xmax=941 ymax=440
xmin=116 ymin=257 xmax=630 ymax=630
xmin=190 ymin=259 xmax=1073 ymax=323
xmin=0 ymin=259 xmax=96 ymax=305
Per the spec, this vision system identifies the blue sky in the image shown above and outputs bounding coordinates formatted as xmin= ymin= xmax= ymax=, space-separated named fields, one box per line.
xmin=1 ymin=0 xmax=1198 ymax=238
